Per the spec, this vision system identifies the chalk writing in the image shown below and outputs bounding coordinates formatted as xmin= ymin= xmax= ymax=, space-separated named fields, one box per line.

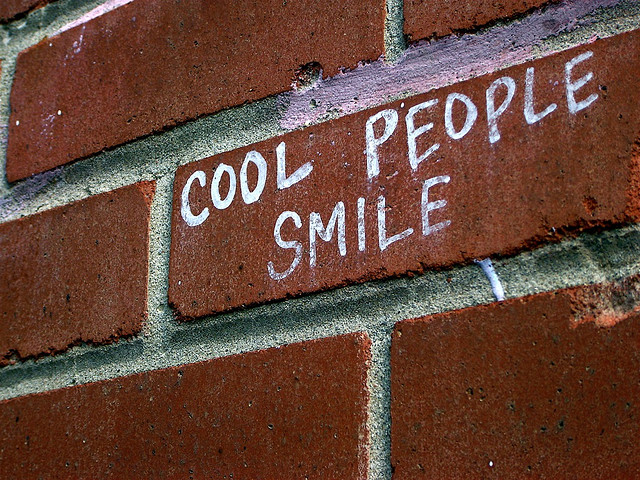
xmin=178 ymin=50 xmax=599 ymax=282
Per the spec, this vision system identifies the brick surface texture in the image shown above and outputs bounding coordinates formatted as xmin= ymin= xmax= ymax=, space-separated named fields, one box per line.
xmin=169 ymin=31 xmax=640 ymax=319
xmin=2 ymin=0 xmax=640 ymax=478
xmin=0 ymin=333 xmax=371 ymax=479
xmin=391 ymin=277 xmax=640 ymax=478
xmin=0 ymin=0 xmax=53 ymax=23
xmin=404 ymin=0 xmax=558 ymax=41
xmin=0 ymin=182 xmax=155 ymax=364
xmin=6 ymin=0 xmax=385 ymax=181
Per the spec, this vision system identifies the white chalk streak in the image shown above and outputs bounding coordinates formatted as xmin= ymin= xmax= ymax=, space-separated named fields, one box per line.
xmin=54 ymin=0 xmax=135 ymax=36
xmin=475 ymin=258 xmax=506 ymax=301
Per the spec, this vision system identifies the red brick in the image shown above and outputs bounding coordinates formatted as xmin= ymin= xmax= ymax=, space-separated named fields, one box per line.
xmin=6 ymin=0 xmax=385 ymax=182
xmin=0 ymin=182 xmax=155 ymax=364
xmin=0 ymin=333 xmax=371 ymax=479
xmin=0 ymin=0 xmax=53 ymax=23
xmin=391 ymin=276 xmax=640 ymax=478
xmin=404 ymin=0 xmax=558 ymax=41
xmin=169 ymin=31 xmax=640 ymax=319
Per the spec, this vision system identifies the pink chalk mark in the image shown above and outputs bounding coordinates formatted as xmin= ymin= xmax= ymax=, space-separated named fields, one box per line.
xmin=0 ymin=169 xmax=64 ymax=221
xmin=279 ymin=0 xmax=624 ymax=130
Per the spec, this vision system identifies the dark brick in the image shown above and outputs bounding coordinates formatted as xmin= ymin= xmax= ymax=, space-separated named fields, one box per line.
xmin=391 ymin=276 xmax=640 ymax=478
xmin=6 ymin=0 xmax=385 ymax=181
xmin=404 ymin=0 xmax=558 ymax=41
xmin=169 ymin=30 xmax=640 ymax=318
xmin=0 ymin=0 xmax=54 ymax=23
xmin=0 ymin=182 xmax=155 ymax=364
xmin=0 ymin=333 xmax=371 ymax=479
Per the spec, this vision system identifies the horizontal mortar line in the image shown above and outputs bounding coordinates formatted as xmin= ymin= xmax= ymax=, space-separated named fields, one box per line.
xmin=0 ymin=96 xmax=286 ymax=223
xmin=1 ymin=1 xmax=635 ymax=219
xmin=279 ymin=0 xmax=631 ymax=129
xmin=0 ymin=0 xmax=119 ymax=53
xmin=1 ymin=224 xmax=639 ymax=401
xmin=7 ymin=270 xmax=482 ymax=396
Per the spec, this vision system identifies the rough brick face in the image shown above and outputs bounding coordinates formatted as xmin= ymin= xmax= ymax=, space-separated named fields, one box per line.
xmin=0 ymin=182 xmax=155 ymax=364
xmin=391 ymin=277 xmax=640 ymax=478
xmin=404 ymin=0 xmax=558 ymax=41
xmin=169 ymin=30 xmax=640 ymax=319
xmin=0 ymin=333 xmax=371 ymax=479
xmin=0 ymin=0 xmax=53 ymax=23
xmin=6 ymin=0 xmax=385 ymax=182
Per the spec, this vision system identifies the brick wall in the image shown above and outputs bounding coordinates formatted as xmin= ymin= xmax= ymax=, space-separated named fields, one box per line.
xmin=1 ymin=0 xmax=639 ymax=477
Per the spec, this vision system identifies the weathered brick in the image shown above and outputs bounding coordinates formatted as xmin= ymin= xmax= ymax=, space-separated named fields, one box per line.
xmin=169 ymin=30 xmax=640 ymax=319
xmin=0 ymin=0 xmax=53 ymax=23
xmin=6 ymin=0 xmax=385 ymax=182
xmin=404 ymin=0 xmax=558 ymax=41
xmin=391 ymin=276 xmax=640 ymax=478
xmin=0 ymin=182 xmax=155 ymax=364
xmin=0 ymin=333 xmax=371 ymax=479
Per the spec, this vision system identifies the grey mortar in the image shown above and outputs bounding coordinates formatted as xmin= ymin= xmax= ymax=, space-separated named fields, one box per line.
xmin=384 ymin=0 xmax=406 ymax=63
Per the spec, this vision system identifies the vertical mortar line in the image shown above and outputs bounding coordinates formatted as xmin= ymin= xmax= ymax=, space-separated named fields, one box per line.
xmin=384 ymin=0 xmax=406 ymax=63
xmin=575 ymin=231 xmax=628 ymax=284
xmin=141 ymin=172 xmax=178 ymax=369
xmin=563 ymin=240 xmax=609 ymax=285
xmin=366 ymin=323 xmax=394 ymax=480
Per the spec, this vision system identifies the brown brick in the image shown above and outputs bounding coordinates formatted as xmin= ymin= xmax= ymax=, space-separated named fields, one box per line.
xmin=0 ymin=333 xmax=371 ymax=479
xmin=0 ymin=182 xmax=155 ymax=364
xmin=169 ymin=30 xmax=640 ymax=319
xmin=391 ymin=276 xmax=640 ymax=478
xmin=0 ymin=0 xmax=53 ymax=23
xmin=6 ymin=0 xmax=385 ymax=182
xmin=404 ymin=0 xmax=558 ymax=41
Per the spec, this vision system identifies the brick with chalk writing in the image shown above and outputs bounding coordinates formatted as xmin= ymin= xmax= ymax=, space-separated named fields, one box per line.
xmin=169 ymin=30 xmax=640 ymax=319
